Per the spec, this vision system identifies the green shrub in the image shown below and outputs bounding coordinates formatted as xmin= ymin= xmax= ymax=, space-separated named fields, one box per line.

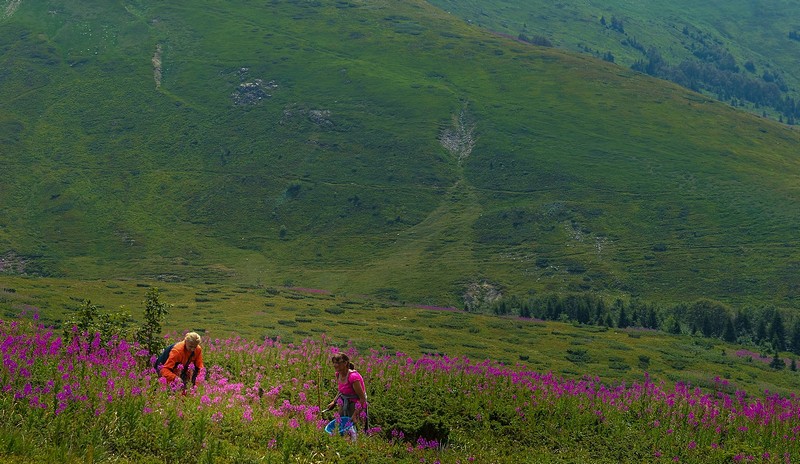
xmin=566 ymin=348 xmax=591 ymax=364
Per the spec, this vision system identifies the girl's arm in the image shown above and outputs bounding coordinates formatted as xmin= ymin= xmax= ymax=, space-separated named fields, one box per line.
xmin=326 ymin=392 xmax=340 ymax=411
xmin=352 ymin=376 xmax=367 ymax=405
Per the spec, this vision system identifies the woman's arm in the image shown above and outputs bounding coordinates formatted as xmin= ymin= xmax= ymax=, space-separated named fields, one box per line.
xmin=351 ymin=375 xmax=367 ymax=405
xmin=326 ymin=392 xmax=340 ymax=411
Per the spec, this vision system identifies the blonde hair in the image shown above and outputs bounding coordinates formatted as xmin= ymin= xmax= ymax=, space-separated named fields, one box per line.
xmin=185 ymin=332 xmax=201 ymax=345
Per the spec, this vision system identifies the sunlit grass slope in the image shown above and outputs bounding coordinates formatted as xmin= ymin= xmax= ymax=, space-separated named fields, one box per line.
xmin=1 ymin=0 xmax=800 ymax=310
xmin=3 ymin=277 xmax=800 ymax=398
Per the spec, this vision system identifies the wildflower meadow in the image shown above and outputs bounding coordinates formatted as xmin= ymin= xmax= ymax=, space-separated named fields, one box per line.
xmin=1 ymin=317 xmax=800 ymax=463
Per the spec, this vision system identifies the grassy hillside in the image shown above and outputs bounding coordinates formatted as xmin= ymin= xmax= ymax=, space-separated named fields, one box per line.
xmin=3 ymin=277 xmax=800 ymax=397
xmin=2 ymin=0 xmax=800 ymax=311
xmin=429 ymin=0 xmax=800 ymax=121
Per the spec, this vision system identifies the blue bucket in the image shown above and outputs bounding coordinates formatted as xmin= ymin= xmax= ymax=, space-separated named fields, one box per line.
xmin=325 ymin=416 xmax=355 ymax=436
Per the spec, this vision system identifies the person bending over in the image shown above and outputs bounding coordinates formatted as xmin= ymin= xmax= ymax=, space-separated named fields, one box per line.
xmin=159 ymin=331 xmax=204 ymax=387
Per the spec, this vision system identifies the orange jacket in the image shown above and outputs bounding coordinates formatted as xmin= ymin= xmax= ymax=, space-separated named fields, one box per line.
xmin=159 ymin=341 xmax=204 ymax=383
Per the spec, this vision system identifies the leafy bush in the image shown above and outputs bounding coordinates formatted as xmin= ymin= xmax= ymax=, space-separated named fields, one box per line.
xmin=63 ymin=299 xmax=134 ymax=343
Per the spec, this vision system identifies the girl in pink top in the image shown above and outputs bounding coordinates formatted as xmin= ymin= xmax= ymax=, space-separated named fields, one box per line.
xmin=326 ymin=353 xmax=368 ymax=423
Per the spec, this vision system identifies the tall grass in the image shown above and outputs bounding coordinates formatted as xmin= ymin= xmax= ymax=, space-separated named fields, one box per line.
xmin=1 ymin=318 xmax=799 ymax=462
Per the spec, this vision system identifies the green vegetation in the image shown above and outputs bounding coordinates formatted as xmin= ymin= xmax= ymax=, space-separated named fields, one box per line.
xmin=3 ymin=308 xmax=800 ymax=463
xmin=430 ymin=0 xmax=800 ymax=122
xmin=3 ymin=278 xmax=800 ymax=397
xmin=1 ymin=2 xmax=800 ymax=311
xmin=4 ymin=1 xmax=800 ymax=460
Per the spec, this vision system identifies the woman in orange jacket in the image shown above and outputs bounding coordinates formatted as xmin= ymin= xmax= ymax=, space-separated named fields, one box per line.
xmin=159 ymin=332 xmax=204 ymax=386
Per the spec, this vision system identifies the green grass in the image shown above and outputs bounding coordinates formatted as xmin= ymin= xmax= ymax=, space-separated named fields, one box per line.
xmin=2 ymin=276 xmax=800 ymax=397
xmin=429 ymin=0 xmax=800 ymax=118
xmin=1 ymin=0 xmax=800 ymax=314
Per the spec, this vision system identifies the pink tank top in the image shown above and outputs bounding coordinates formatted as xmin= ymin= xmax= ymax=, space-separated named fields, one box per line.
xmin=337 ymin=370 xmax=364 ymax=397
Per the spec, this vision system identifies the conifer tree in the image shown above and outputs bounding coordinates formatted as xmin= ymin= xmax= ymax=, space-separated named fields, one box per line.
xmin=770 ymin=351 xmax=786 ymax=370
xmin=790 ymin=320 xmax=800 ymax=355
xmin=667 ymin=317 xmax=681 ymax=335
xmin=722 ymin=317 xmax=737 ymax=343
xmin=618 ymin=306 xmax=630 ymax=329
xmin=770 ymin=311 xmax=787 ymax=351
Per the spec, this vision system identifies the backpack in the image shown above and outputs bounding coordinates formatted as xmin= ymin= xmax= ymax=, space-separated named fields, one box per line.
xmin=154 ymin=343 xmax=176 ymax=371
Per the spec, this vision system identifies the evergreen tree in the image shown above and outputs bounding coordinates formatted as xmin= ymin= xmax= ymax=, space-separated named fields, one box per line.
xmin=735 ymin=312 xmax=753 ymax=339
xmin=519 ymin=302 xmax=531 ymax=318
xmin=770 ymin=311 xmax=787 ymax=351
xmin=594 ymin=298 xmax=608 ymax=325
xmin=790 ymin=320 xmax=800 ymax=355
xmin=576 ymin=296 xmax=591 ymax=324
xmin=494 ymin=300 xmax=508 ymax=316
xmin=701 ymin=314 xmax=713 ymax=337
xmin=645 ymin=307 xmax=659 ymax=329
xmin=618 ymin=306 xmax=630 ymax=329
xmin=755 ymin=318 xmax=768 ymax=343
xmin=546 ymin=295 xmax=561 ymax=320
xmin=134 ymin=288 xmax=171 ymax=356
xmin=722 ymin=317 xmax=737 ymax=343
xmin=770 ymin=351 xmax=786 ymax=370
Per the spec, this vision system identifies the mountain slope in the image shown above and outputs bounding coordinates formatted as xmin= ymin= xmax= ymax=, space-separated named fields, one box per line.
xmin=429 ymin=0 xmax=800 ymax=122
xmin=2 ymin=0 xmax=800 ymax=309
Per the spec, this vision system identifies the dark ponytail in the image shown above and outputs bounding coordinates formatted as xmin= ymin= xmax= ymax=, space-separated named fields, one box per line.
xmin=332 ymin=353 xmax=355 ymax=370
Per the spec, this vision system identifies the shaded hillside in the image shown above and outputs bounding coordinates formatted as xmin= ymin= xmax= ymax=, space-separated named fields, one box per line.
xmin=1 ymin=0 xmax=800 ymax=310
xmin=430 ymin=0 xmax=800 ymax=122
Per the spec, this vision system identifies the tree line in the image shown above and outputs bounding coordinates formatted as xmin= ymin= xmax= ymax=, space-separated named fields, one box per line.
xmin=630 ymin=46 xmax=799 ymax=123
xmin=594 ymin=16 xmax=800 ymax=124
xmin=488 ymin=293 xmax=800 ymax=356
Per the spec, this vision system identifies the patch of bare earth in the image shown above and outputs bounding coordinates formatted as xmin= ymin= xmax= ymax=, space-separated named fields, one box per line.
xmin=439 ymin=106 xmax=476 ymax=164
xmin=0 ymin=251 xmax=28 ymax=274
xmin=463 ymin=281 xmax=502 ymax=312
xmin=152 ymin=44 xmax=162 ymax=88
xmin=4 ymin=0 xmax=22 ymax=18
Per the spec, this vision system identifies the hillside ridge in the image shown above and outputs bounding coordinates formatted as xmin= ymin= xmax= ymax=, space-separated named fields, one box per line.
xmin=1 ymin=0 xmax=799 ymax=311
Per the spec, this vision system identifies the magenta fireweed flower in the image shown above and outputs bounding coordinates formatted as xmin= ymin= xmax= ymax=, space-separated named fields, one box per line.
xmin=4 ymin=320 xmax=800 ymax=460
xmin=170 ymin=378 xmax=184 ymax=392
